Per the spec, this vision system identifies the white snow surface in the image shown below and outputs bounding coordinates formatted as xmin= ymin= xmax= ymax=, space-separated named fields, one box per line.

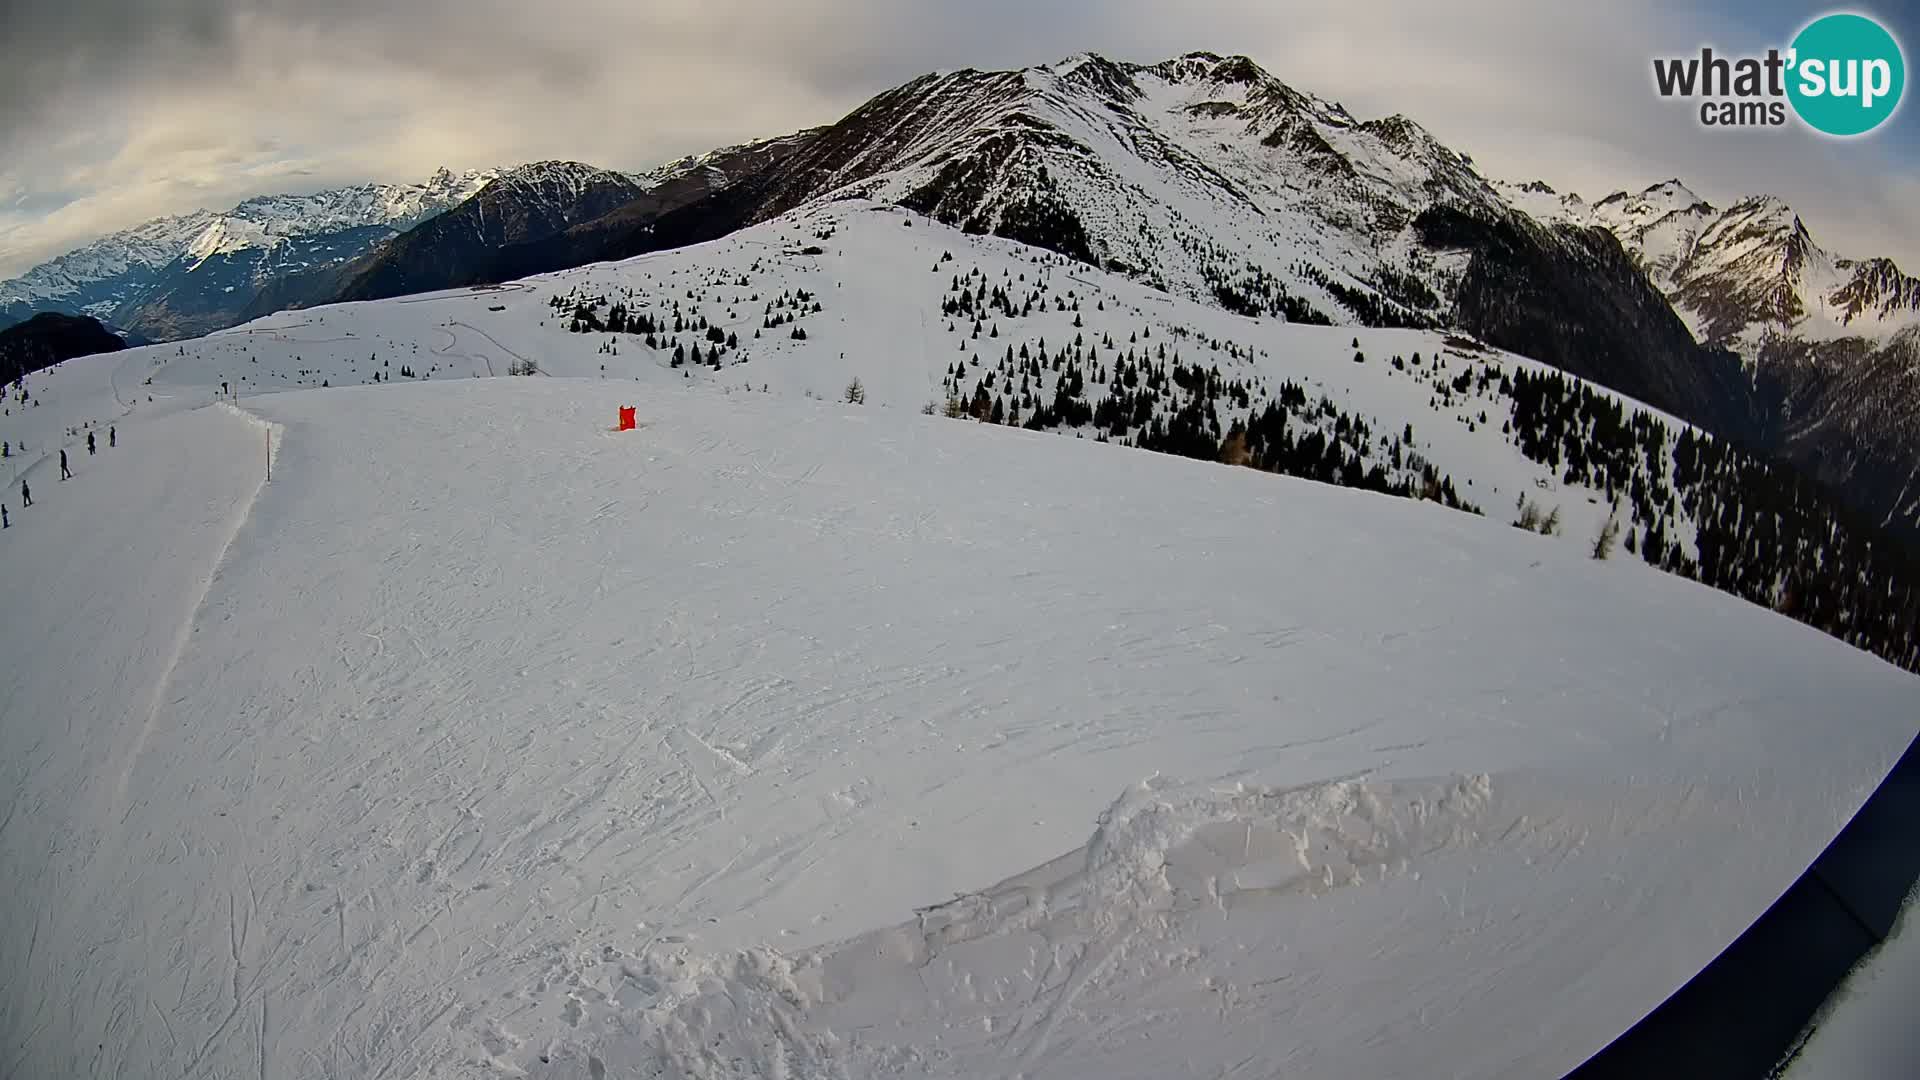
xmin=1787 ymin=888 xmax=1920 ymax=1079
xmin=1 ymin=364 xmax=1914 ymax=1078
xmin=1 ymin=201 xmax=1915 ymax=1078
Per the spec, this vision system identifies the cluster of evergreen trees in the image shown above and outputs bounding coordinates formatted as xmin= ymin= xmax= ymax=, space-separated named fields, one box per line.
xmin=1153 ymin=211 xmax=1462 ymax=331
xmin=547 ymin=281 xmax=823 ymax=372
xmin=937 ymin=261 xmax=1086 ymax=326
xmin=936 ymin=321 xmax=1479 ymax=516
xmin=1206 ymin=262 xmax=1332 ymax=324
xmin=1177 ymin=234 xmax=1438 ymax=330
xmin=1287 ymin=261 xmax=1433 ymax=329
xmin=1502 ymin=367 xmax=1919 ymax=672
xmin=927 ymin=256 xmax=1480 ymax=512
xmin=1169 ymin=226 xmax=1331 ymax=325
xmin=1223 ymin=393 xmax=1476 ymax=511
xmin=1368 ymin=262 xmax=1442 ymax=316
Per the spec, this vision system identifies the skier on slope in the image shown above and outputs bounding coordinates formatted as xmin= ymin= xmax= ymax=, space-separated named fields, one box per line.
xmin=20 ymin=480 xmax=30 ymax=507
xmin=87 ymin=432 xmax=96 ymax=456
xmin=59 ymin=450 xmax=71 ymax=480
xmin=2 ymin=504 xmax=8 ymax=529
xmin=109 ymin=427 xmax=116 ymax=448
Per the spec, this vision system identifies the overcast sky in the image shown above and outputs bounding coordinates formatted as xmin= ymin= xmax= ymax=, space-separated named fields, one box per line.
xmin=1 ymin=0 xmax=1914 ymax=278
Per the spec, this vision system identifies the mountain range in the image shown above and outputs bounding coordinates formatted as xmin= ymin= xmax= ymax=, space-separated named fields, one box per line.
xmin=3 ymin=50 xmax=1916 ymax=540
xmin=0 ymin=167 xmax=496 ymax=339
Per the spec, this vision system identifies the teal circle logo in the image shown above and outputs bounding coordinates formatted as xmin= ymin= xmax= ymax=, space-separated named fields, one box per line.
xmin=1787 ymin=13 xmax=1905 ymax=136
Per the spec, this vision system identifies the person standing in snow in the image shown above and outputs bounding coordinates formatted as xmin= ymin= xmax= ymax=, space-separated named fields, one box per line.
xmin=109 ymin=427 xmax=116 ymax=448
xmin=2 ymin=504 xmax=8 ymax=529
xmin=59 ymin=450 xmax=71 ymax=480
xmin=87 ymin=432 xmax=96 ymax=456
xmin=20 ymin=480 xmax=30 ymax=507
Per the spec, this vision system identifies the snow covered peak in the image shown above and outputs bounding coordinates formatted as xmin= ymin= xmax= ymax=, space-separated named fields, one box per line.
xmin=1639 ymin=177 xmax=1705 ymax=208
xmin=495 ymin=160 xmax=612 ymax=185
xmin=3 ymin=210 xmax=218 ymax=305
xmin=639 ymin=130 xmax=826 ymax=191
xmin=1830 ymin=257 xmax=1920 ymax=325
xmin=1146 ymin=51 xmax=1275 ymax=88
xmin=1515 ymin=175 xmax=1919 ymax=348
xmin=462 ymin=161 xmax=640 ymax=212
xmin=1041 ymin=51 xmax=1106 ymax=78
xmin=1493 ymin=179 xmax=1592 ymax=225
xmin=711 ymin=50 xmax=1514 ymax=331
xmin=2 ymin=166 xmax=497 ymax=315
xmin=211 ymin=167 xmax=497 ymax=240
xmin=182 ymin=215 xmax=270 ymax=268
xmin=1590 ymin=182 xmax=1714 ymax=233
xmin=1585 ymin=180 xmax=1716 ymax=250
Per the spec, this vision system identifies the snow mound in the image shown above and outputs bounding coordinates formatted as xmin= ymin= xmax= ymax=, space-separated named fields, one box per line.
xmin=522 ymin=772 xmax=1513 ymax=1078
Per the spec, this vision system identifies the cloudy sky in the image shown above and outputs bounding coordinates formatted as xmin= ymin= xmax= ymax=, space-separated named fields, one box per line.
xmin=1 ymin=0 xmax=1915 ymax=278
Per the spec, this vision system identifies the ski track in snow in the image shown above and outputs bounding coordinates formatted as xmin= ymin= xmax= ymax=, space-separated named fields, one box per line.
xmin=0 ymin=203 xmax=1914 ymax=1078
xmin=0 ymin=403 xmax=270 ymax=1080
xmin=0 ymin=376 xmax=1910 ymax=1078
xmin=108 ymin=404 xmax=280 ymax=820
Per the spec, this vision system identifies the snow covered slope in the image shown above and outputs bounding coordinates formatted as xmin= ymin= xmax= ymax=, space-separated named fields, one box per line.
xmin=1787 ymin=889 xmax=1920 ymax=1079
xmin=14 ymin=200 xmax=1919 ymax=674
xmin=34 ymin=202 xmax=1700 ymax=557
xmin=1 ymin=359 xmax=1913 ymax=1078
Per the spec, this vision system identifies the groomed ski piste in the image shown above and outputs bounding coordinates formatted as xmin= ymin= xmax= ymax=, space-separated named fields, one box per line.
xmin=1 ymin=204 xmax=1916 ymax=1078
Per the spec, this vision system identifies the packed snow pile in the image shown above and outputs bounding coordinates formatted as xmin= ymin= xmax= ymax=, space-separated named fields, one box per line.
xmin=534 ymin=771 xmax=1524 ymax=1078
xmin=1 ymin=369 xmax=1913 ymax=1078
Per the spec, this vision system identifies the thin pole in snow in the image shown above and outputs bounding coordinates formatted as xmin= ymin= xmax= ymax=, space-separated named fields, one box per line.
xmin=265 ymin=427 xmax=272 ymax=482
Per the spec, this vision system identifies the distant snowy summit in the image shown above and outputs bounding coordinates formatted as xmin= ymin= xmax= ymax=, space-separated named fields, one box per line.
xmin=1496 ymin=177 xmax=1920 ymax=350
xmin=0 ymin=166 xmax=497 ymax=338
xmin=0 ymin=145 xmax=818 ymax=342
